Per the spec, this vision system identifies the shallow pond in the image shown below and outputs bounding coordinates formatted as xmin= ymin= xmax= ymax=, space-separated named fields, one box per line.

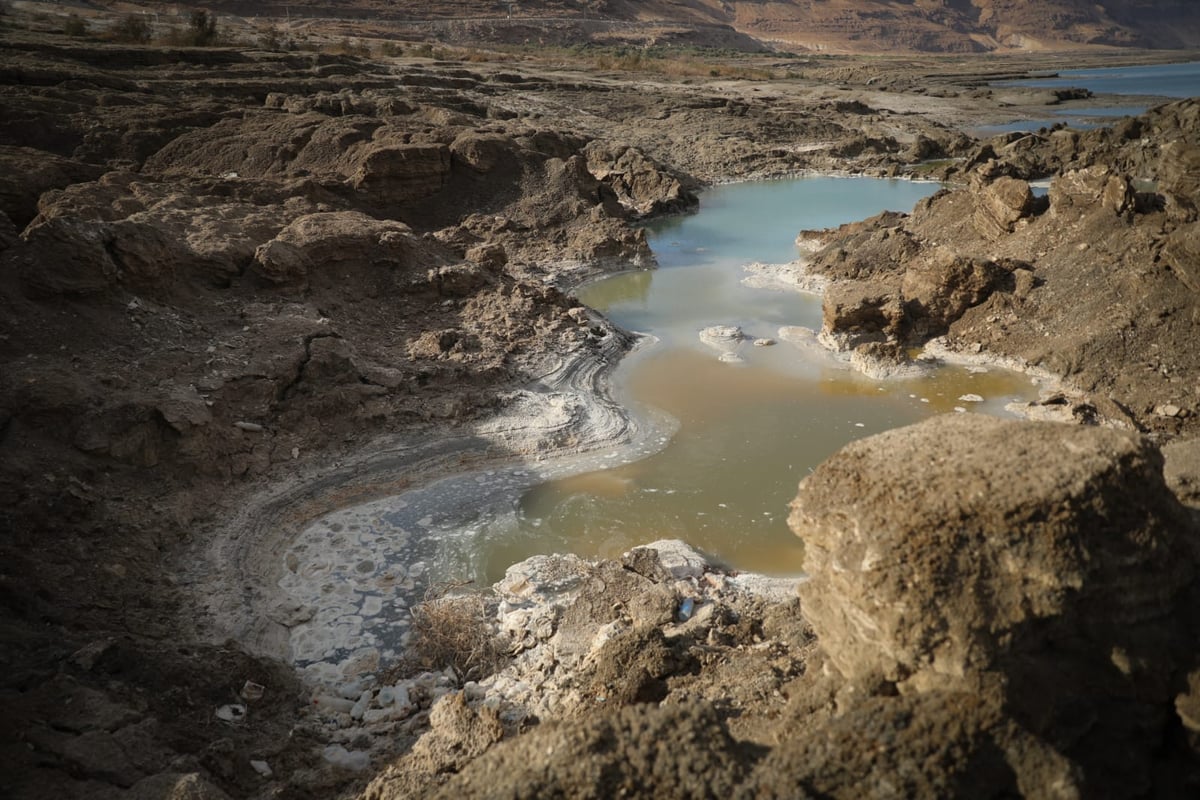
xmin=510 ymin=178 xmax=1038 ymax=576
xmin=279 ymin=177 xmax=1045 ymax=682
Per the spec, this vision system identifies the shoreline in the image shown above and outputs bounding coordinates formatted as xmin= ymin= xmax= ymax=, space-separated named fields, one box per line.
xmin=205 ymin=168 xmax=1114 ymax=690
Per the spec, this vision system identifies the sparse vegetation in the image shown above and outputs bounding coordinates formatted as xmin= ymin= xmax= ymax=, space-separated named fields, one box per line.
xmin=324 ymin=36 xmax=372 ymax=57
xmin=589 ymin=46 xmax=779 ymax=79
xmin=63 ymin=14 xmax=89 ymax=38
xmin=163 ymin=10 xmax=219 ymax=46
xmin=111 ymin=13 xmax=151 ymax=44
xmin=397 ymin=584 xmax=509 ymax=682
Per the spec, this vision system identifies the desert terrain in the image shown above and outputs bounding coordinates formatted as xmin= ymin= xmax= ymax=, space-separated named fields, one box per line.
xmin=2 ymin=1 xmax=1200 ymax=798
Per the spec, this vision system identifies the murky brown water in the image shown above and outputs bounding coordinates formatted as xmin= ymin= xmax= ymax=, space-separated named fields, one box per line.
xmin=279 ymin=178 xmax=1046 ymax=678
xmin=477 ymin=178 xmax=1041 ymax=578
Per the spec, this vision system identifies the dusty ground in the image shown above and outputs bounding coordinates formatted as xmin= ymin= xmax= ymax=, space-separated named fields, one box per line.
xmin=2 ymin=2 xmax=1200 ymax=798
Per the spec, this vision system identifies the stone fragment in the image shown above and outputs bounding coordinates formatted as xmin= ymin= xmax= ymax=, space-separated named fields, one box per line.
xmin=1048 ymin=165 xmax=1131 ymax=215
xmin=900 ymin=249 xmax=1007 ymax=334
xmin=215 ymin=704 xmax=247 ymax=724
xmin=351 ymin=143 xmax=450 ymax=202
xmin=972 ymin=176 xmax=1034 ymax=239
xmin=821 ymin=281 xmax=903 ymax=346
xmin=322 ymin=744 xmax=371 ymax=772
xmin=1161 ymin=221 xmax=1200 ymax=295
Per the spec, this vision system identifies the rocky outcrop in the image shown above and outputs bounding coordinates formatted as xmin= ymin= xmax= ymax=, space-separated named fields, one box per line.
xmin=805 ymin=100 xmax=1200 ymax=436
xmin=972 ymin=175 xmax=1037 ymax=239
xmin=252 ymin=211 xmax=432 ymax=288
xmin=584 ymin=141 xmax=699 ymax=217
xmin=789 ymin=415 xmax=1200 ymax=796
xmin=0 ymin=145 xmax=104 ymax=228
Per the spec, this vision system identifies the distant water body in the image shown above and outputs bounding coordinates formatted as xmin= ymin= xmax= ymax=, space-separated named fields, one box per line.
xmin=979 ymin=60 xmax=1200 ymax=135
xmin=993 ymin=60 xmax=1200 ymax=99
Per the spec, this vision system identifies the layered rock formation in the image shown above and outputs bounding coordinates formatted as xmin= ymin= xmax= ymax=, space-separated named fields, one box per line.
xmin=792 ymin=415 xmax=1199 ymax=797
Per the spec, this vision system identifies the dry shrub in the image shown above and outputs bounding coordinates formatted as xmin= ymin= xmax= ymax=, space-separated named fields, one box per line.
xmin=323 ymin=36 xmax=371 ymax=57
xmin=64 ymin=14 xmax=89 ymax=38
xmin=110 ymin=13 xmax=151 ymax=43
xmin=401 ymin=583 xmax=510 ymax=682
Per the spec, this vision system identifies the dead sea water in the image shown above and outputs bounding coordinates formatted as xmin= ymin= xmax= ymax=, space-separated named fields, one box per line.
xmin=279 ymin=177 xmax=1043 ymax=682
xmin=499 ymin=177 xmax=1039 ymax=575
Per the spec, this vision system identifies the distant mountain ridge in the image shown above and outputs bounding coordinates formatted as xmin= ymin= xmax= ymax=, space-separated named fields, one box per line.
xmin=187 ymin=0 xmax=1200 ymax=51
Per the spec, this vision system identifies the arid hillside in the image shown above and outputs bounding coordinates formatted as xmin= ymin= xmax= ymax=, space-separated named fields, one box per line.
xmin=166 ymin=0 xmax=1200 ymax=51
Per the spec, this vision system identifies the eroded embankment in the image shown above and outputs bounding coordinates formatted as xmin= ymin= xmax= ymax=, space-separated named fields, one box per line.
xmin=190 ymin=315 xmax=678 ymax=676
xmin=798 ymin=98 xmax=1200 ymax=439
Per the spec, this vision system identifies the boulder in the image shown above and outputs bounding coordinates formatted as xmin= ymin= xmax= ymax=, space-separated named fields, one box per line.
xmin=900 ymin=249 xmax=1008 ymax=334
xmin=1048 ymin=165 xmax=1132 ymax=215
xmin=584 ymin=141 xmax=697 ymax=217
xmin=971 ymin=176 xmax=1034 ymax=239
xmin=450 ymin=132 xmax=516 ymax=173
xmin=820 ymin=281 xmax=903 ymax=346
xmin=790 ymin=415 xmax=1199 ymax=797
xmin=252 ymin=211 xmax=424 ymax=289
xmin=351 ymin=143 xmax=451 ymax=203
xmin=0 ymin=145 xmax=104 ymax=227
xmin=6 ymin=216 xmax=118 ymax=297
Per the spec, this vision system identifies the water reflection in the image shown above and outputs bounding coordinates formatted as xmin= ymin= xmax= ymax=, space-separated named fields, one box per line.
xmin=577 ymin=268 xmax=654 ymax=308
